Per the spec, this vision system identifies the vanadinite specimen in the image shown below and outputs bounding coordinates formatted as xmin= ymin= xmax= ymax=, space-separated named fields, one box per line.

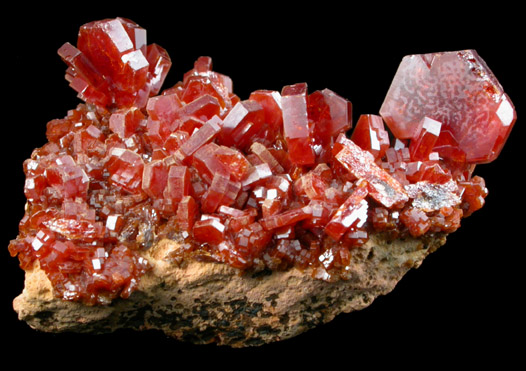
xmin=9 ymin=15 xmax=516 ymax=320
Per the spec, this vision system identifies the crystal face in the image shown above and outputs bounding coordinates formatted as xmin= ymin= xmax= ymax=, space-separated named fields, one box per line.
xmin=379 ymin=50 xmax=516 ymax=163
xmin=8 ymin=18 xmax=516 ymax=305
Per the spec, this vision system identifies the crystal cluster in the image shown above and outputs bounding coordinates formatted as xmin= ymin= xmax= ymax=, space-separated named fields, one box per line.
xmin=8 ymin=18 xmax=516 ymax=305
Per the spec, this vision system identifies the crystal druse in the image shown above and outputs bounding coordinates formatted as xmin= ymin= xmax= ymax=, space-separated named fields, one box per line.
xmin=8 ymin=17 xmax=516 ymax=305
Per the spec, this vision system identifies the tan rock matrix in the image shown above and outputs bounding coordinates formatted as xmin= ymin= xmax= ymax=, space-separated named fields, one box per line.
xmin=14 ymin=233 xmax=444 ymax=347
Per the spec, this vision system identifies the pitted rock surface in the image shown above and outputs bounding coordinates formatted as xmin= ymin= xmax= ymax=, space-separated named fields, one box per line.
xmin=14 ymin=233 xmax=445 ymax=347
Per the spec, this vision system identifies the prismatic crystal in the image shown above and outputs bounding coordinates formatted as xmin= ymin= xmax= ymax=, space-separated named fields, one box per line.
xmin=8 ymin=18 xmax=516 ymax=305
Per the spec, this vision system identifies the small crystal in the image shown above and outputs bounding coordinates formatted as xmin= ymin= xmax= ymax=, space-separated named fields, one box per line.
xmin=409 ymin=117 xmax=442 ymax=161
xmin=106 ymin=148 xmax=145 ymax=194
xmin=325 ymin=180 xmax=369 ymax=241
xmin=260 ymin=206 xmax=312 ymax=230
xmin=309 ymin=88 xmax=352 ymax=145
xmin=281 ymin=83 xmax=315 ymax=165
xmin=193 ymin=216 xmax=226 ymax=245
xmin=164 ymin=166 xmax=191 ymax=202
xmin=142 ymin=160 xmax=168 ymax=198
xmin=351 ymin=114 xmax=390 ymax=160
xmin=219 ymin=100 xmax=264 ymax=149
xmin=176 ymin=116 xmax=222 ymax=161
xmin=334 ymin=134 xmax=409 ymax=208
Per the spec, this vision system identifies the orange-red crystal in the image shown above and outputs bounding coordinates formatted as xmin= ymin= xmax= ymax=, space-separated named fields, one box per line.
xmin=9 ymin=18 xmax=514 ymax=304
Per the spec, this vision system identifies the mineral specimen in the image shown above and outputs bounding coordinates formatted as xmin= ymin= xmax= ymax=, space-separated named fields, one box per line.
xmin=9 ymin=17 xmax=516 ymax=345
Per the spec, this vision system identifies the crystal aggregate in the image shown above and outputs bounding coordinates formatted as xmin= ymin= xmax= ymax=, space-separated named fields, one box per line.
xmin=8 ymin=17 xmax=515 ymax=305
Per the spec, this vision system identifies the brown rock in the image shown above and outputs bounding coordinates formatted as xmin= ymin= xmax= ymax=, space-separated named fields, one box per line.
xmin=13 ymin=232 xmax=446 ymax=347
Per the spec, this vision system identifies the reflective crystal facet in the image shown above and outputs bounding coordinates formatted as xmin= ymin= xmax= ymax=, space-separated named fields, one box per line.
xmin=334 ymin=134 xmax=409 ymax=208
xmin=281 ymin=83 xmax=315 ymax=165
xmin=351 ymin=114 xmax=390 ymax=160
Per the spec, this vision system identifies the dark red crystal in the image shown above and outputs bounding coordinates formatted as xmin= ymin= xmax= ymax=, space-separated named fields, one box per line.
xmin=8 ymin=18 xmax=516 ymax=305
xmin=380 ymin=50 xmax=516 ymax=163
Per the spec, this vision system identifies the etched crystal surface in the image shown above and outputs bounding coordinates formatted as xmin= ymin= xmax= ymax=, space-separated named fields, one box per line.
xmin=379 ymin=50 xmax=516 ymax=163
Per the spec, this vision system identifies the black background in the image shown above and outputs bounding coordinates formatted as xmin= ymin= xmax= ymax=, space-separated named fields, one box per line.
xmin=3 ymin=2 xmax=523 ymax=367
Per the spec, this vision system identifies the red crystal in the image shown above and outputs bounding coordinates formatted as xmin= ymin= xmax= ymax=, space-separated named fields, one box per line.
xmin=164 ymin=166 xmax=191 ymax=202
xmin=60 ymin=18 xmax=171 ymax=110
xmin=281 ymin=83 xmax=315 ymax=165
xmin=458 ymin=176 xmax=488 ymax=217
xmin=191 ymin=143 xmax=229 ymax=184
xmin=181 ymin=56 xmax=233 ymax=111
xmin=142 ymin=160 xmax=169 ymax=198
xmin=351 ymin=114 xmax=390 ymax=160
xmin=193 ymin=216 xmax=226 ymax=245
xmin=175 ymin=116 xmax=222 ymax=162
xmin=242 ymin=163 xmax=273 ymax=189
xmin=309 ymin=88 xmax=352 ymax=146
xmin=260 ymin=206 xmax=312 ymax=230
xmin=146 ymin=94 xmax=182 ymax=125
xmin=248 ymin=90 xmax=283 ymax=135
xmin=409 ymin=117 xmax=442 ymax=161
xmin=109 ymin=107 xmax=145 ymax=139
xmin=334 ymin=134 xmax=409 ymax=208
xmin=145 ymin=44 xmax=171 ymax=96
xmin=58 ymin=42 xmax=112 ymax=108
xmin=42 ymin=217 xmax=105 ymax=242
xmin=400 ymin=207 xmax=431 ymax=237
xmin=9 ymin=18 xmax=515 ymax=305
xmin=294 ymin=164 xmax=331 ymax=201
xmin=45 ymin=155 xmax=90 ymax=200
xmin=325 ymin=180 xmax=369 ymax=241
xmin=106 ymin=148 xmax=145 ymax=194
xmin=201 ymin=172 xmax=239 ymax=213
xmin=220 ymin=206 xmax=258 ymax=233
xmin=230 ymin=222 xmax=273 ymax=267
xmin=380 ymin=50 xmax=516 ymax=163
xmin=175 ymin=196 xmax=198 ymax=232
xmin=215 ymin=146 xmax=253 ymax=182
xmin=218 ymin=100 xmax=265 ymax=149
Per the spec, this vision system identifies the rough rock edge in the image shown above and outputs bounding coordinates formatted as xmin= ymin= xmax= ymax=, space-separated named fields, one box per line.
xmin=13 ymin=232 xmax=446 ymax=347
